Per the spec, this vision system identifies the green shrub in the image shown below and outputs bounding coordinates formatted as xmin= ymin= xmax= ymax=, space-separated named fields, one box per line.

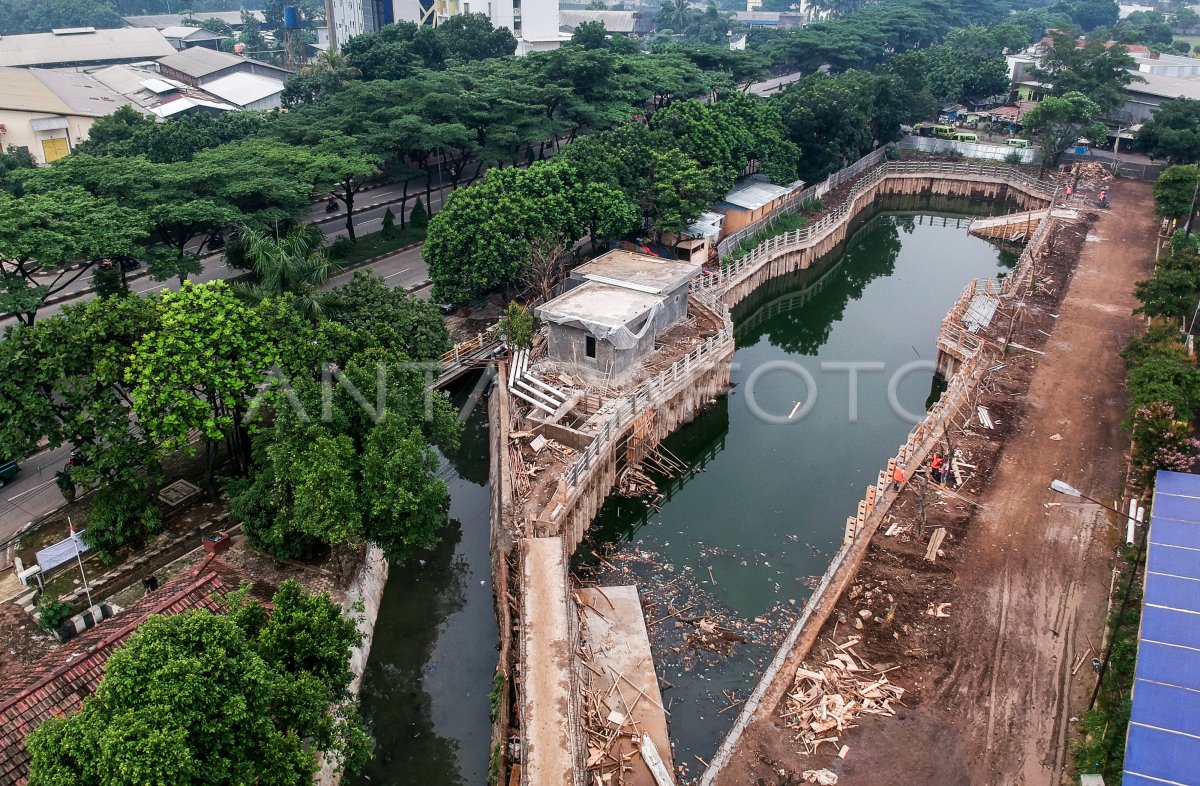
xmin=83 ymin=481 xmax=164 ymax=561
xmin=498 ymin=302 xmax=534 ymax=349
xmin=489 ymin=671 xmax=505 ymax=720
xmin=37 ymin=598 xmax=72 ymax=630
xmin=1004 ymin=151 xmax=1023 ymax=165
xmin=327 ymin=236 xmax=355 ymax=261
xmin=381 ymin=207 xmax=397 ymax=240
xmin=409 ymin=197 xmax=428 ymax=229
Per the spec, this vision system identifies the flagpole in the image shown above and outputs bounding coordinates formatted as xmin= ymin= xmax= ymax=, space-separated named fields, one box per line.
xmin=68 ymin=517 xmax=92 ymax=607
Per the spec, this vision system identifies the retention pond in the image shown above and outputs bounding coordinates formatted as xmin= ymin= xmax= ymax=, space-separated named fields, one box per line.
xmin=577 ymin=196 xmax=1018 ymax=775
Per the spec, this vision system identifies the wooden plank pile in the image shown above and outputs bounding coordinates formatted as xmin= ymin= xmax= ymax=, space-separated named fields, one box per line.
xmin=782 ymin=636 xmax=905 ymax=754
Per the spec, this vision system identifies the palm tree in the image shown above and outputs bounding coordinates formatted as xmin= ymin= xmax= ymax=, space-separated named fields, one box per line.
xmin=657 ymin=0 xmax=693 ymax=34
xmin=233 ymin=225 xmax=341 ymax=320
xmin=302 ymin=49 xmax=361 ymax=82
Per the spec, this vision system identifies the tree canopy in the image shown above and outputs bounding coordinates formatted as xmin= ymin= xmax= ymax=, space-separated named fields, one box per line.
xmin=25 ymin=581 xmax=369 ymax=786
xmin=1135 ymin=99 xmax=1200 ymax=164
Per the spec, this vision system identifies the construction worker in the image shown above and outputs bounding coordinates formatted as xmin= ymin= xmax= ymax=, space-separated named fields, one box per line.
xmin=931 ymin=454 xmax=946 ymax=487
xmin=892 ymin=462 xmax=906 ymax=491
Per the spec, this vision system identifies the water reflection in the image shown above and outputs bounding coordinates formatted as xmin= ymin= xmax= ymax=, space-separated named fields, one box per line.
xmin=352 ymin=382 xmax=496 ymax=786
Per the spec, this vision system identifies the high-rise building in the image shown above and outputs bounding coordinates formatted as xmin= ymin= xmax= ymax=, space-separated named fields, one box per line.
xmin=327 ymin=0 xmax=562 ymax=53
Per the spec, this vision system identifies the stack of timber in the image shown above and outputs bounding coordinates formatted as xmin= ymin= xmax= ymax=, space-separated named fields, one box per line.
xmin=782 ymin=636 xmax=905 ymax=755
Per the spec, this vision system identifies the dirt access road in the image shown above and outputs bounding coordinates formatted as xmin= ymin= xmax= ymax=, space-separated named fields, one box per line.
xmin=718 ymin=178 xmax=1157 ymax=786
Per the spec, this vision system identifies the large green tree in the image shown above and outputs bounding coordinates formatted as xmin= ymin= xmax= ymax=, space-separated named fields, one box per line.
xmin=1031 ymin=31 xmax=1142 ymax=112
xmin=425 ymin=161 xmax=637 ymax=304
xmin=1135 ymin=99 xmax=1200 ymax=164
xmin=126 ymin=281 xmax=288 ymax=487
xmin=25 ymin=581 xmax=369 ymax=786
xmin=1153 ymin=165 xmax=1200 ymax=222
xmin=229 ymin=349 xmax=459 ymax=562
xmin=1022 ymin=91 xmax=1107 ymax=172
xmin=0 ymin=187 xmax=146 ymax=325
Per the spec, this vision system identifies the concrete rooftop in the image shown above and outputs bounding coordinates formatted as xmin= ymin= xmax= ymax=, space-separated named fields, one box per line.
xmin=572 ymin=250 xmax=700 ymax=295
xmin=537 ymin=282 xmax=664 ymax=331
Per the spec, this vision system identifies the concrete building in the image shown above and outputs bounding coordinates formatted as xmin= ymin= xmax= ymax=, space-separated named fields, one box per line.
xmin=0 ymin=27 xmax=175 ymax=69
xmin=558 ymin=10 xmax=655 ymax=37
xmin=329 ymin=0 xmax=563 ymax=53
xmin=536 ymin=251 xmax=699 ymax=380
xmin=0 ymin=67 xmax=142 ymax=164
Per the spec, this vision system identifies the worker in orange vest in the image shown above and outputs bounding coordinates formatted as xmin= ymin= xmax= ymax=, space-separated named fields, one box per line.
xmin=931 ymin=454 xmax=946 ymax=487
xmin=892 ymin=462 xmax=906 ymax=491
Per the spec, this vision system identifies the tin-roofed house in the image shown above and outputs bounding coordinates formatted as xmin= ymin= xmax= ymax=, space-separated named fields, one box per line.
xmin=714 ymin=176 xmax=806 ymax=237
xmin=536 ymin=250 xmax=700 ymax=381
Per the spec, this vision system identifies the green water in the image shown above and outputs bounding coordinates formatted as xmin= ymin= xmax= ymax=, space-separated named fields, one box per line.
xmin=351 ymin=382 xmax=496 ymax=786
xmin=581 ymin=199 xmax=1017 ymax=773
xmin=351 ymin=198 xmax=1017 ymax=785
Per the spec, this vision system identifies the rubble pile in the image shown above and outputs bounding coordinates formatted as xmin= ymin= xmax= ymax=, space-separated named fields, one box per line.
xmin=782 ymin=636 xmax=905 ymax=755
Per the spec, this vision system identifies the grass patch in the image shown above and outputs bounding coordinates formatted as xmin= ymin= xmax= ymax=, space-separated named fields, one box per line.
xmin=1073 ymin=543 xmax=1143 ymax=782
xmin=328 ymin=226 xmax=426 ymax=268
xmin=725 ymin=212 xmax=812 ymax=264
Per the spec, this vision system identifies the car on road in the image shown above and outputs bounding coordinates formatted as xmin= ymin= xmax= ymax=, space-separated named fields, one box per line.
xmin=0 ymin=459 xmax=18 ymax=488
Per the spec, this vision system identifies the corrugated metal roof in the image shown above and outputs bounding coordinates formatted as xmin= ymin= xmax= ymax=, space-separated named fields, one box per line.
xmin=1123 ymin=469 xmax=1200 ymax=785
xmin=558 ymin=10 xmax=655 ymax=34
xmin=0 ymin=28 xmax=175 ymax=67
xmin=0 ymin=67 xmax=137 ymax=116
xmin=152 ymin=95 xmax=236 ymax=117
xmin=202 ymin=72 xmax=284 ymax=107
xmin=156 ymin=46 xmax=289 ymax=80
xmin=1126 ymin=70 xmax=1200 ymax=101
xmin=159 ymin=25 xmax=226 ymax=41
xmin=720 ymin=178 xmax=803 ymax=211
xmin=123 ymin=11 xmax=264 ymax=28
xmin=29 ymin=116 xmax=68 ymax=130
xmin=686 ymin=211 xmax=724 ymax=239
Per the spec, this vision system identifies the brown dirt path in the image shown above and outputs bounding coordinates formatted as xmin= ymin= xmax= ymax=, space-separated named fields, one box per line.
xmin=715 ymin=178 xmax=1158 ymax=786
xmin=836 ymin=179 xmax=1155 ymax=786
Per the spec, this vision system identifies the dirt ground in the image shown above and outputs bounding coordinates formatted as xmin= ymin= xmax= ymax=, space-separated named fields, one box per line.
xmin=718 ymin=178 xmax=1156 ymax=786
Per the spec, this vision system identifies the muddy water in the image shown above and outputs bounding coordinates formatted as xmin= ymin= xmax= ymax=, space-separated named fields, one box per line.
xmin=580 ymin=197 xmax=1017 ymax=774
xmin=350 ymin=382 xmax=496 ymax=786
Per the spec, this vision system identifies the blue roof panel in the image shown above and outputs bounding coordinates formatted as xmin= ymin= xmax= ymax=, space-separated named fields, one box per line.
xmin=1144 ymin=572 xmax=1200 ymax=613
xmin=1147 ymin=545 xmax=1200 ymax=582
xmin=1130 ymin=679 xmax=1200 ymax=737
xmin=1125 ymin=724 xmax=1200 ymax=783
xmin=1149 ymin=516 xmax=1200 ymax=553
xmin=1136 ymin=640 xmax=1200 ymax=691
xmin=1124 ymin=471 xmax=1200 ymax=786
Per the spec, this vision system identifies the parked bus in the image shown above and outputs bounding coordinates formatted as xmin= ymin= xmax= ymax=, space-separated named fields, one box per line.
xmin=952 ymin=132 xmax=978 ymax=143
xmin=930 ymin=125 xmax=956 ymax=139
xmin=1004 ymin=138 xmax=1030 ymax=149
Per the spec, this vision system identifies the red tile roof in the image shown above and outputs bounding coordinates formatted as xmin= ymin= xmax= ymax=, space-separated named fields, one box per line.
xmin=0 ymin=556 xmax=255 ymax=786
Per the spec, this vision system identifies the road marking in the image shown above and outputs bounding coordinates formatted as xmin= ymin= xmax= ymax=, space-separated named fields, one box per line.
xmin=7 ymin=478 xmax=55 ymax=503
xmin=382 ymin=267 xmax=415 ymax=280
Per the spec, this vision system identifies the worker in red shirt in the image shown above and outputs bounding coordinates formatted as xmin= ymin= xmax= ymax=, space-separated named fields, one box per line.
xmin=892 ymin=462 xmax=906 ymax=491
xmin=931 ymin=453 xmax=946 ymax=487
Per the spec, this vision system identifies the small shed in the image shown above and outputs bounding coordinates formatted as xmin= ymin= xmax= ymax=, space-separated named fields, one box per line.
xmin=537 ymin=251 xmax=700 ymax=380
xmin=715 ymin=177 xmax=805 ymax=237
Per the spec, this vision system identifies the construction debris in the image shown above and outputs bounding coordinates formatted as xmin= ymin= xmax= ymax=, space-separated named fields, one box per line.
xmin=783 ymin=637 xmax=905 ymax=754
xmin=802 ymin=770 xmax=839 ymax=785
xmin=924 ymin=528 xmax=947 ymax=562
